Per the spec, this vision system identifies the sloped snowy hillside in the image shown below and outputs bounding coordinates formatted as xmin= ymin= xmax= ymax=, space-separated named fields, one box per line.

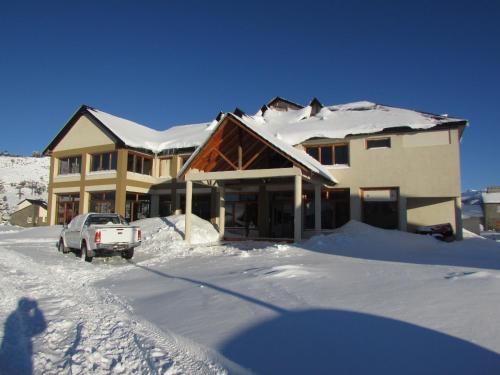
xmin=0 ymin=156 xmax=50 ymax=219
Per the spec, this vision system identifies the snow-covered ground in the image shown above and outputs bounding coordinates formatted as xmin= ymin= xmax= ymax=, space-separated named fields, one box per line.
xmin=1 ymin=217 xmax=500 ymax=374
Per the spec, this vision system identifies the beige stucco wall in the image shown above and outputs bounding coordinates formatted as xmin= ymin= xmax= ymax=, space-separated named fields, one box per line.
xmin=53 ymin=115 xmax=115 ymax=152
xmin=301 ymin=128 xmax=463 ymax=238
xmin=303 ymin=129 xmax=461 ymax=198
xmin=406 ymin=197 xmax=456 ymax=232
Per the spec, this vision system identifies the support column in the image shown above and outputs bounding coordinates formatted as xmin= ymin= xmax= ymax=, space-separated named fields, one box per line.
xmin=218 ymin=186 xmax=225 ymax=240
xmin=294 ymin=175 xmax=302 ymax=242
xmin=184 ymin=180 xmax=193 ymax=244
xmin=314 ymin=184 xmax=322 ymax=232
xmin=150 ymin=193 xmax=159 ymax=217
xmin=398 ymin=195 xmax=407 ymax=232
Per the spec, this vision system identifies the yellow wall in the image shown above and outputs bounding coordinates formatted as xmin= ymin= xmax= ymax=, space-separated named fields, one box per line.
xmin=53 ymin=115 xmax=115 ymax=151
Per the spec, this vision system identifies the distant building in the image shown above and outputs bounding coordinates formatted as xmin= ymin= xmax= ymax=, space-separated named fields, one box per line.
xmin=482 ymin=187 xmax=500 ymax=231
xmin=10 ymin=199 xmax=48 ymax=227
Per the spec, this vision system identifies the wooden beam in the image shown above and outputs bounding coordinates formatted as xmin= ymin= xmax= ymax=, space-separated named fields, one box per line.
xmin=186 ymin=167 xmax=302 ymax=181
xmin=242 ymin=144 xmax=267 ymax=170
xmin=212 ymin=148 xmax=238 ymax=170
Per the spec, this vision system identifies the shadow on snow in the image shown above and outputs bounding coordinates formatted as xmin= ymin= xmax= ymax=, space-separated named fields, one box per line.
xmin=220 ymin=308 xmax=500 ymax=374
xmin=0 ymin=298 xmax=47 ymax=375
xmin=133 ymin=263 xmax=500 ymax=375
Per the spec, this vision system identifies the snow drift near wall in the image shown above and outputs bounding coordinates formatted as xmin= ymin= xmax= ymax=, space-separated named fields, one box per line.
xmin=303 ymin=220 xmax=500 ymax=270
xmin=134 ymin=214 xmax=220 ymax=256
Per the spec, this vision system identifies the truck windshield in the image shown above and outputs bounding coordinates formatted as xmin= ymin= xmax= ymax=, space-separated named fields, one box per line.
xmin=87 ymin=215 xmax=126 ymax=226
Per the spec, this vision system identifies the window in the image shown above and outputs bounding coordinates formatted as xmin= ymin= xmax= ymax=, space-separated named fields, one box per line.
xmin=361 ymin=188 xmax=398 ymax=229
xmin=366 ymin=137 xmax=391 ymax=149
xmin=59 ymin=156 xmax=81 ymax=174
xmin=90 ymin=152 xmax=117 ymax=172
xmin=225 ymin=193 xmax=258 ymax=235
xmin=127 ymin=153 xmax=153 ymax=175
xmin=56 ymin=194 xmax=80 ymax=224
xmin=85 ymin=214 xmax=127 ymax=226
xmin=159 ymin=195 xmax=172 ymax=216
xmin=305 ymin=144 xmax=349 ymax=165
xmin=125 ymin=193 xmax=151 ymax=221
xmin=89 ymin=191 xmax=115 ymax=213
xmin=27 ymin=217 xmax=32 ymax=224
xmin=303 ymin=189 xmax=350 ymax=230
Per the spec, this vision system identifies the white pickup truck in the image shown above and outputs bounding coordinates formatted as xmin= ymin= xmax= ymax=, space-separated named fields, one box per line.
xmin=58 ymin=213 xmax=141 ymax=262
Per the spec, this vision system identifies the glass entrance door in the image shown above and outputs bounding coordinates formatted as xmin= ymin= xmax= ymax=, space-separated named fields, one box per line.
xmin=269 ymin=192 xmax=294 ymax=238
xmin=125 ymin=193 xmax=151 ymax=222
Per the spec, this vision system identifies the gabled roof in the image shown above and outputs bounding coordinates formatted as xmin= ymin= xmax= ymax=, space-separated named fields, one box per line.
xmin=17 ymin=199 xmax=47 ymax=209
xmin=44 ymin=105 xmax=214 ymax=155
xmin=178 ymin=113 xmax=337 ymax=184
xmin=266 ymin=96 xmax=304 ymax=111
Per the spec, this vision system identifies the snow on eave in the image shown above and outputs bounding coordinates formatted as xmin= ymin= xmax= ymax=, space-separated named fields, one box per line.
xmin=177 ymin=114 xmax=228 ymax=179
xmin=86 ymin=107 xmax=213 ymax=154
xmin=233 ymin=114 xmax=337 ymax=184
xmin=177 ymin=113 xmax=337 ymax=184
xmin=252 ymin=101 xmax=468 ymax=146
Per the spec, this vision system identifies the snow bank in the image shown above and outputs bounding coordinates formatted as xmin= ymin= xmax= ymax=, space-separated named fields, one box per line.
xmin=132 ymin=215 xmax=227 ymax=264
xmin=303 ymin=220 xmax=500 ymax=269
xmin=305 ymin=220 xmax=439 ymax=253
xmin=135 ymin=214 xmax=219 ymax=246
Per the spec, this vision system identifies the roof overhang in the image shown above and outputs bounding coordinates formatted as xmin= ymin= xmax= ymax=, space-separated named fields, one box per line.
xmin=178 ymin=113 xmax=337 ymax=186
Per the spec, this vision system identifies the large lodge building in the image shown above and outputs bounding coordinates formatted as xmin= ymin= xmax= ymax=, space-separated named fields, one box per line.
xmin=44 ymin=97 xmax=467 ymax=242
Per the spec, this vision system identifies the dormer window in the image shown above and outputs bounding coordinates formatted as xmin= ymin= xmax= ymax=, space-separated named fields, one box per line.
xmin=306 ymin=144 xmax=349 ymax=165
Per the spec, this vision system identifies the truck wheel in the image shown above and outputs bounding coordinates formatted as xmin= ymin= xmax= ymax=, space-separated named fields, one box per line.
xmin=121 ymin=248 xmax=134 ymax=260
xmin=58 ymin=239 xmax=70 ymax=254
xmin=81 ymin=243 xmax=93 ymax=263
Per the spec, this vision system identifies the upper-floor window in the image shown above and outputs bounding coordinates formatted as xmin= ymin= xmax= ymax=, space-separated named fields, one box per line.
xmin=91 ymin=152 xmax=117 ymax=172
xmin=59 ymin=156 xmax=81 ymax=174
xmin=127 ymin=152 xmax=152 ymax=175
xmin=366 ymin=137 xmax=391 ymax=149
xmin=305 ymin=144 xmax=349 ymax=165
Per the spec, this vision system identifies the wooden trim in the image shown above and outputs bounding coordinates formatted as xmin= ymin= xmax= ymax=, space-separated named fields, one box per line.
xmin=243 ymin=144 xmax=267 ymax=170
xmin=186 ymin=167 xmax=303 ymax=181
xmin=212 ymin=148 xmax=238 ymax=170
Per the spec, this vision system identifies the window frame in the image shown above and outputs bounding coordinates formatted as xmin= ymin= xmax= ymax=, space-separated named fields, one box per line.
xmin=90 ymin=151 xmax=117 ymax=172
xmin=366 ymin=137 xmax=391 ymax=150
xmin=305 ymin=143 xmax=349 ymax=166
xmin=58 ymin=155 xmax=82 ymax=175
xmin=127 ymin=152 xmax=153 ymax=176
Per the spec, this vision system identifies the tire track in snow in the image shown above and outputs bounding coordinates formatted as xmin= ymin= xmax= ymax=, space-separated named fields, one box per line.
xmin=0 ymin=246 xmax=229 ymax=375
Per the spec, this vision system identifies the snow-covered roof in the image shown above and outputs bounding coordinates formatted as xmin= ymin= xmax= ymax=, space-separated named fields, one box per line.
xmin=482 ymin=192 xmax=500 ymax=204
xmin=248 ymin=101 xmax=466 ymax=145
xmin=179 ymin=113 xmax=338 ymax=184
xmin=236 ymin=114 xmax=337 ymax=183
xmin=87 ymin=108 xmax=213 ymax=153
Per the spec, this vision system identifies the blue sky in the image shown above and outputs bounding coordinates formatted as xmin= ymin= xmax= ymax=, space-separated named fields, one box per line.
xmin=0 ymin=0 xmax=498 ymax=190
